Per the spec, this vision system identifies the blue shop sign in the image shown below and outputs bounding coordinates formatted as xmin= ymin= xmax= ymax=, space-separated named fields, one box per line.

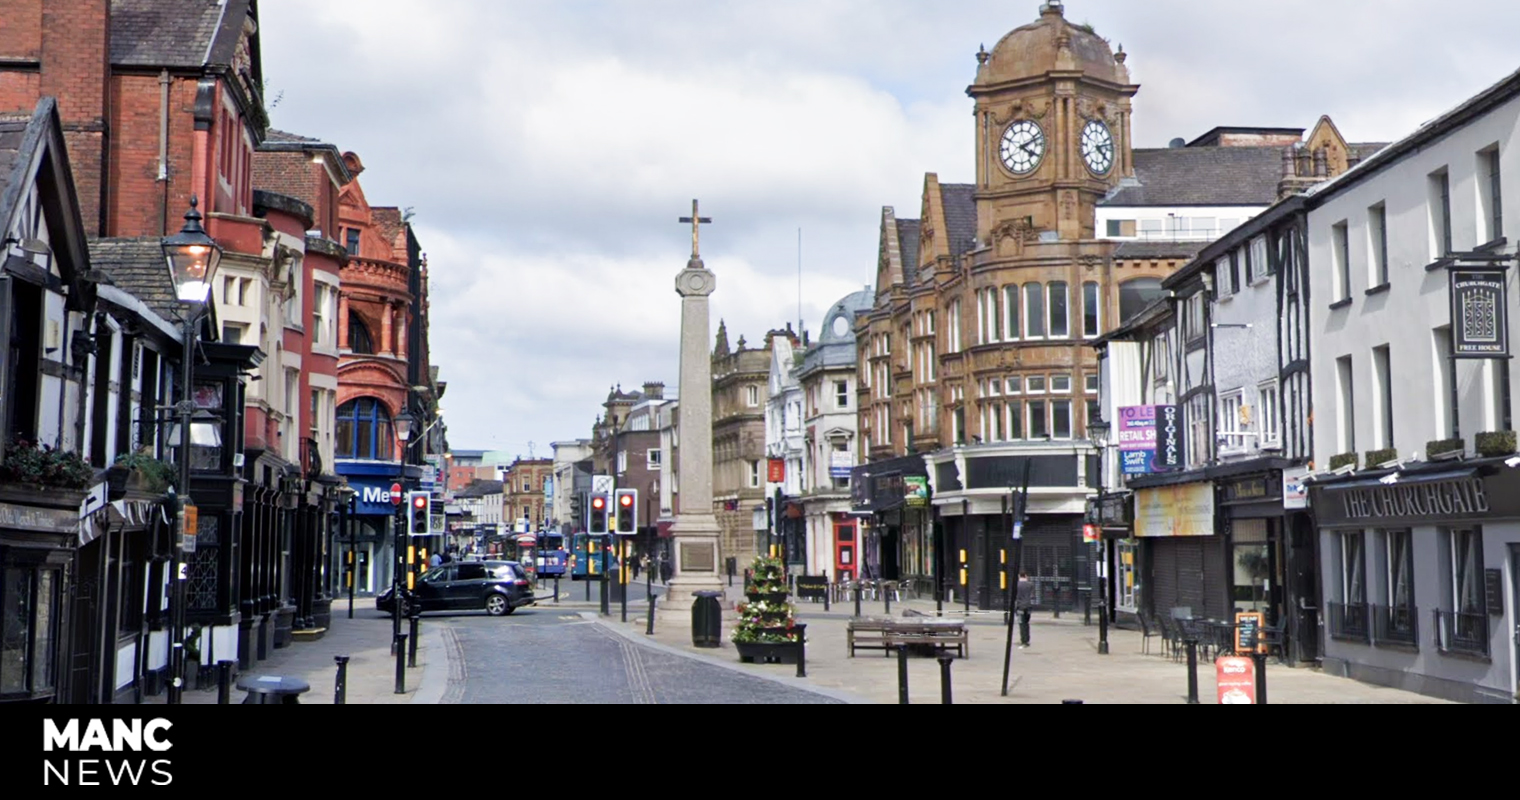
xmin=349 ymin=479 xmax=405 ymax=516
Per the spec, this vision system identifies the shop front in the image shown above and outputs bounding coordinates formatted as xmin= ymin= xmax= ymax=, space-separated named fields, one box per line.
xmin=848 ymin=454 xmax=932 ymax=595
xmin=1308 ymin=459 xmax=1520 ymax=704
xmin=1133 ymin=480 xmax=1225 ymax=621
xmin=1088 ymin=490 xmax=1137 ymax=624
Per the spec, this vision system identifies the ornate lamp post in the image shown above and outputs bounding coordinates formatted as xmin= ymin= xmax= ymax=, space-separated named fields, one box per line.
xmin=391 ymin=407 xmax=415 ymax=646
xmin=1086 ymin=418 xmax=1111 ymax=655
xmin=162 ymin=197 xmax=223 ymax=704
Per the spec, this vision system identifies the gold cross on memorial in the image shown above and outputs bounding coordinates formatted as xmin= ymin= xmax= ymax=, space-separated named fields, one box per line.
xmin=679 ymin=199 xmax=712 ymax=259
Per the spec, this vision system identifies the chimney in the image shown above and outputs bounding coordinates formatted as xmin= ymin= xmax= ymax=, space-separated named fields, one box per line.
xmin=1313 ymin=148 xmax=1328 ymax=178
xmin=642 ymin=382 xmax=665 ymax=400
xmin=38 ymin=0 xmax=111 ymax=236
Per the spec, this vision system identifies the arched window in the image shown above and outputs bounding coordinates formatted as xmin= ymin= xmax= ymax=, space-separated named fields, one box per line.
xmin=348 ymin=312 xmax=374 ymax=354
xmin=1119 ymin=278 xmax=1165 ymax=326
xmin=335 ymin=398 xmax=394 ymax=460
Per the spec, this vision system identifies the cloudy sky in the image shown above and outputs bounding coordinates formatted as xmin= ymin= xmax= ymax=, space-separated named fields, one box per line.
xmin=257 ymin=0 xmax=1520 ymax=458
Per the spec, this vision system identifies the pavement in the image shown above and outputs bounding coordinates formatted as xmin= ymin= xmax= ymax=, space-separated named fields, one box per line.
xmin=143 ymin=580 xmax=1456 ymax=704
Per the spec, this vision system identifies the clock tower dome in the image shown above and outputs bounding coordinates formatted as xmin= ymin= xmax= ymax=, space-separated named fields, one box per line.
xmin=968 ymin=1 xmax=1138 ymax=243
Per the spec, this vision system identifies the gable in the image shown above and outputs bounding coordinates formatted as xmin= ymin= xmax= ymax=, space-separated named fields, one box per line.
xmin=875 ymin=206 xmax=904 ymax=303
xmin=1303 ymin=115 xmax=1352 ymax=178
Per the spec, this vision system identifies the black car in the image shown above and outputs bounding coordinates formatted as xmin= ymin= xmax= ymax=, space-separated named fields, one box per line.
xmin=377 ymin=560 xmax=535 ymax=617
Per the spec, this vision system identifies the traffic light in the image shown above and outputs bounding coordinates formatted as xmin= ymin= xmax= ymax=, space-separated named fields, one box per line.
xmin=569 ymin=493 xmax=584 ymax=531
xmin=588 ymin=493 xmax=608 ymax=534
xmin=614 ymin=488 xmax=637 ymax=535
xmin=408 ymin=491 xmax=430 ymax=536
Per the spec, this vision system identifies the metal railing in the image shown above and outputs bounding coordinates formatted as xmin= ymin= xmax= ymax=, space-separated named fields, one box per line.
xmin=1432 ymin=609 xmax=1489 ymax=657
xmin=1371 ymin=603 xmax=1418 ymax=647
xmin=1327 ymin=601 xmax=1371 ymax=643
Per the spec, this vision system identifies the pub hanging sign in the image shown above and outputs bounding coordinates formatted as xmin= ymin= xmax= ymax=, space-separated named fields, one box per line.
xmin=1449 ymin=267 xmax=1510 ymax=358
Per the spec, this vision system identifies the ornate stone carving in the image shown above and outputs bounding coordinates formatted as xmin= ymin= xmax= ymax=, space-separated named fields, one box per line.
xmin=991 ymin=98 xmax=1049 ymax=126
xmin=1078 ymin=254 xmax=1104 ymax=271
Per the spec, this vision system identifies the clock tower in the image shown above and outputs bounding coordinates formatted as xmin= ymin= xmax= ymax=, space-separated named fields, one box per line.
xmin=968 ymin=1 xmax=1137 ymax=243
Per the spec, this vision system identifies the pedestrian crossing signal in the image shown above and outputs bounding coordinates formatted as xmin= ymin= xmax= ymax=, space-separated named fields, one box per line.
xmin=408 ymin=491 xmax=430 ymax=536
xmin=588 ymin=493 xmax=608 ymax=534
xmin=614 ymin=489 xmax=637 ymax=535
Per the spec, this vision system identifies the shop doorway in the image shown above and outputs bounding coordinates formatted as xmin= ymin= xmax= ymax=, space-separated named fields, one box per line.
xmin=833 ymin=521 xmax=856 ymax=582
xmin=1231 ymin=519 xmax=1276 ymax=615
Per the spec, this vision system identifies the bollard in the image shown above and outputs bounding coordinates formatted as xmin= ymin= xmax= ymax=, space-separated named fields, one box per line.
xmin=896 ymin=645 xmax=910 ymax=704
xmin=854 ymin=584 xmax=862 ymax=619
xmin=937 ymin=656 xmax=954 ymax=705
xmin=554 ymin=576 xmax=560 ymax=604
xmin=823 ymin=583 xmax=830 ymax=612
xmin=585 ymin=575 xmax=591 ymax=601
xmin=1184 ymin=638 xmax=1199 ymax=704
xmin=1097 ymin=597 xmax=1110 ymax=655
xmin=394 ymin=633 xmax=408 ymax=694
xmin=217 ymin=660 xmax=234 ymax=705
xmin=334 ymin=655 xmax=350 ymax=705
xmin=884 ymin=587 xmax=892 ymax=616
xmin=1083 ymin=591 xmax=1092 ymax=625
xmin=408 ymin=616 xmax=419 ymax=668
xmin=646 ymin=594 xmax=657 ymax=635
xmin=795 ymin=630 xmax=807 ymax=678
xmin=1253 ymin=652 xmax=1269 ymax=705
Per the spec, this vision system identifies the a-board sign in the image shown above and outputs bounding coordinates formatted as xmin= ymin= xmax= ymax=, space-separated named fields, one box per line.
xmin=1234 ymin=611 xmax=1264 ymax=654
xmin=1215 ymin=656 xmax=1256 ymax=704
xmin=794 ymin=575 xmax=828 ymax=602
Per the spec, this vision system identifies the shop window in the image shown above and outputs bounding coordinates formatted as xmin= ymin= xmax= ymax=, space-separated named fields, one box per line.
xmin=1331 ymin=530 xmax=1369 ymax=641
xmin=1437 ymin=527 xmax=1487 ymax=655
xmin=0 ymin=566 xmax=59 ymax=697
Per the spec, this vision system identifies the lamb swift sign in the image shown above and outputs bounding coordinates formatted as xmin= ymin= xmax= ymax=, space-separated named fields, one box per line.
xmin=1311 ymin=470 xmax=1520 ymax=527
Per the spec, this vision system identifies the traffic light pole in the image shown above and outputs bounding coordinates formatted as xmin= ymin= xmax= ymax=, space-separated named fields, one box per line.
xmin=620 ymin=536 xmax=628 ymax=623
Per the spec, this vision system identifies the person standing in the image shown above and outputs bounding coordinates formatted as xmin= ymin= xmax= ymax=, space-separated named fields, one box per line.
xmin=1015 ymin=571 xmax=1035 ymax=648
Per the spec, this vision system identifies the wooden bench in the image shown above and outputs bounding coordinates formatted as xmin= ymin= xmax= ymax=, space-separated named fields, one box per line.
xmin=846 ymin=619 xmax=968 ymax=658
xmin=846 ymin=619 xmax=895 ymax=657
xmin=885 ymin=621 xmax=969 ymax=659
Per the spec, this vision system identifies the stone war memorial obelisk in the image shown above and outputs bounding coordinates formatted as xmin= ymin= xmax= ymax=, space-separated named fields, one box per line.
xmin=662 ymin=199 xmax=726 ymax=620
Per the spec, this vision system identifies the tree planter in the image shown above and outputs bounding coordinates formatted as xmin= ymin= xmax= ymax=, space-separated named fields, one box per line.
xmin=1476 ymin=430 xmax=1517 ymax=457
xmin=735 ymin=625 xmax=807 ymax=664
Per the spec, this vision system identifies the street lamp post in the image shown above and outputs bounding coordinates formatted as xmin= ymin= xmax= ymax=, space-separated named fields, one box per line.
xmin=391 ymin=408 xmax=416 ymax=652
xmin=162 ymin=197 xmax=223 ymax=705
xmin=1086 ymin=418 xmax=1111 ymax=656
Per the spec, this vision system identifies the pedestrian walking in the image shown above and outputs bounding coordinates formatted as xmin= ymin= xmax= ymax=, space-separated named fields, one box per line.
xmin=1015 ymin=571 xmax=1035 ymax=647
xmin=659 ymin=554 xmax=672 ymax=585
xmin=631 ymin=554 xmax=642 ymax=581
xmin=428 ymin=550 xmax=443 ymax=568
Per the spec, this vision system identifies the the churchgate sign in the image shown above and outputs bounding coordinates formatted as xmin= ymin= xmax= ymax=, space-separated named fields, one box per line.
xmin=1309 ymin=469 xmax=1520 ymax=528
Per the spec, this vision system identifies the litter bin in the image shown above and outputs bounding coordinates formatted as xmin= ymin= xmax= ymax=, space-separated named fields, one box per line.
xmin=692 ymin=591 xmax=723 ymax=648
xmin=236 ymin=674 xmax=311 ymax=704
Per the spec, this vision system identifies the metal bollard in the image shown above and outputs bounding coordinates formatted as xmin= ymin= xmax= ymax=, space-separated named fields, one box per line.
xmin=646 ymin=594 xmax=656 ymax=635
xmin=217 ymin=660 xmax=234 ymax=705
xmin=1253 ymin=652 xmax=1269 ymax=705
xmin=334 ymin=655 xmax=350 ymax=705
xmin=823 ymin=583 xmax=830 ymax=612
xmin=937 ymin=656 xmax=954 ymax=705
xmin=1097 ymin=598 xmax=1110 ymax=655
xmin=554 ymin=576 xmax=560 ymax=604
xmin=1084 ymin=591 xmax=1092 ymax=625
xmin=394 ymin=633 xmax=408 ymax=694
xmin=1184 ymin=638 xmax=1199 ymax=704
xmin=884 ymin=587 xmax=892 ymax=616
xmin=795 ymin=630 xmax=807 ymax=678
xmin=896 ymin=645 xmax=910 ymax=705
xmin=408 ymin=616 xmax=419 ymax=668
xmin=854 ymin=585 xmax=862 ymax=619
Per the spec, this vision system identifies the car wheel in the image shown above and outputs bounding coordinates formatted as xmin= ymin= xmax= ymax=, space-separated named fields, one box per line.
xmin=486 ymin=593 xmax=511 ymax=616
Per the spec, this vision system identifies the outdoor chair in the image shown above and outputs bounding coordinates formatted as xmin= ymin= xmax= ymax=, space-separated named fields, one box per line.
xmin=1137 ymin=612 xmax=1161 ymax=656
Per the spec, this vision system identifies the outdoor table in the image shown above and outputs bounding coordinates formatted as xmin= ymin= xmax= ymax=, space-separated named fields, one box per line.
xmin=236 ymin=674 xmax=311 ymax=704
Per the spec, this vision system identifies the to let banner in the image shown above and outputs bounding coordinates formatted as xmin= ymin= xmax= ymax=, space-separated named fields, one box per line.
xmin=1450 ymin=267 xmax=1510 ymax=358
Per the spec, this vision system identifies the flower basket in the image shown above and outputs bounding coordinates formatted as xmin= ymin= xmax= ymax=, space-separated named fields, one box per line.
xmin=734 ymin=624 xmax=807 ymax=664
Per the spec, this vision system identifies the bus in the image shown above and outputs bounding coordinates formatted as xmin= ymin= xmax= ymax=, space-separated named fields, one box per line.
xmin=536 ymin=531 xmax=568 ymax=578
xmin=568 ymin=533 xmax=619 ymax=580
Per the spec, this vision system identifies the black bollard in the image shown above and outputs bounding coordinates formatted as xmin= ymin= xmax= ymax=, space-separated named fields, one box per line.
xmin=896 ymin=645 xmax=910 ymax=704
xmin=646 ymin=594 xmax=657 ymax=635
xmin=217 ymin=660 xmax=234 ymax=705
xmin=937 ymin=656 xmax=954 ymax=705
xmin=1184 ymin=638 xmax=1199 ymax=704
xmin=854 ymin=584 xmax=862 ymax=619
xmin=884 ymin=586 xmax=892 ymax=616
xmin=795 ymin=629 xmax=807 ymax=678
xmin=1084 ymin=591 xmax=1092 ymax=625
xmin=554 ymin=576 xmax=560 ymax=604
xmin=1253 ymin=652 xmax=1269 ymax=704
xmin=394 ymin=633 xmax=408 ymax=695
xmin=585 ymin=575 xmax=591 ymax=601
xmin=334 ymin=655 xmax=350 ymax=705
xmin=408 ymin=616 xmax=419 ymax=668
xmin=823 ymin=582 xmax=830 ymax=612
xmin=1097 ymin=598 xmax=1109 ymax=655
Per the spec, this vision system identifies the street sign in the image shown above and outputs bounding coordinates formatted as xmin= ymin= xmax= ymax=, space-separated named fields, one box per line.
xmin=592 ymin=475 xmax=613 ymax=494
xmin=390 ymin=482 xmax=403 ymax=505
xmin=182 ymin=504 xmax=198 ymax=554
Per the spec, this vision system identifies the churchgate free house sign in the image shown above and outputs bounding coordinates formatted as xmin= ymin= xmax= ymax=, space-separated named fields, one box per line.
xmin=1449 ymin=266 xmax=1510 ymax=358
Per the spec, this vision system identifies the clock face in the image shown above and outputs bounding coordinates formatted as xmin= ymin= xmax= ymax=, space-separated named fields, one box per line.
xmin=1081 ymin=120 xmax=1115 ymax=175
xmin=1000 ymin=120 xmax=1045 ymax=175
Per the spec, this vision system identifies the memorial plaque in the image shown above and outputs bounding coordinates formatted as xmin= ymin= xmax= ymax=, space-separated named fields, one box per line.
xmin=680 ymin=542 xmax=715 ymax=573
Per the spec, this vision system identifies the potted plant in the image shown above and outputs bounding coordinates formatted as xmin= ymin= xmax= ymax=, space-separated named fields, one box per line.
xmin=1364 ymin=448 xmax=1399 ymax=469
xmin=112 ymin=450 xmax=176 ymax=494
xmin=1476 ymin=430 xmax=1517 ymax=457
xmin=1426 ymin=438 xmax=1464 ymax=460
xmin=1328 ymin=452 xmax=1358 ymax=472
xmin=0 ymin=438 xmax=94 ymax=493
xmin=731 ymin=555 xmax=805 ymax=664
